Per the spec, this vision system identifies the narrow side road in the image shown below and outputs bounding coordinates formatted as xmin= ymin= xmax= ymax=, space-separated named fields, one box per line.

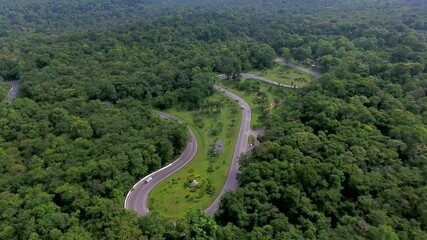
xmin=4 ymin=81 xmax=20 ymax=103
xmin=124 ymin=112 xmax=198 ymax=215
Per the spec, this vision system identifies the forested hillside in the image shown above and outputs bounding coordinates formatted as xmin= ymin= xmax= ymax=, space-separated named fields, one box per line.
xmin=1 ymin=0 xmax=427 ymax=239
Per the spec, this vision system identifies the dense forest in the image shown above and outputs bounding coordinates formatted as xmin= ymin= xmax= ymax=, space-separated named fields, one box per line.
xmin=1 ymin=0 xmax=427 ymax=239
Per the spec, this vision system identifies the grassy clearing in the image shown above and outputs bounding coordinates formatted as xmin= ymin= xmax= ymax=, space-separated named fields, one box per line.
xmin=248 ymin=135 xmax=255 ymax=145
xmin=249 ymin=65 xmax=314 ymax=86
xmin=148 ymin=92 xmax=242 ymax=219
xmin=218 ymin=78 xmax=289 ymax=129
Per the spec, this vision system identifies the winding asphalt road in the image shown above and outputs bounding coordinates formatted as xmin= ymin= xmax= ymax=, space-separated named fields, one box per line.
xmin=125 ymin=61 xmax=321 ymax=216
xmin=204 ymin=85 xmax=252 ymax=215
xmin=204 ymin=61 xmax=322 ymax=214
xmin=124 ymin=87 xmax=254 ymax=216
xmin=4 ymin=81 xmax=20 ymax=103
xmin=2 ymin=63 xmax=318 ymax=217
xmin=124 ymin=112 xmax=198 ymax=215
xmin=2 ymin=80 xmax=199 ymax=216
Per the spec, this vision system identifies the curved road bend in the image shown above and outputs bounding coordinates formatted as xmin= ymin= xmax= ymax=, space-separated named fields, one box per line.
xmin=124 ymin=112 xmax=198 ymax=216
xmin=219 ymin=59 xmax=322 ymax=89
xmin=4 ymin=81 xmax=20 ymax=103
xmin=2 ymin=82 xmax=199 ymax=217
xmin=218 ymin=74 xmax=297 ymax=89
xmin=204 ymin=85 xmax=252 ymax=215
xmin=4 ymin=80 xmax=250 ymax=216
xmin=275 ymin=57 xmax=323 ymax=78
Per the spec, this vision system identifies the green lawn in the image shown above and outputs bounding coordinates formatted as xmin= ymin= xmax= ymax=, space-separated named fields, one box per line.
xmin=248 ymin=135 xmax=255 ymax=145
xmin=148 ymin=92 xmax=242 ymax=219
xmin=249 ymin=65 xmax=314 ymax=87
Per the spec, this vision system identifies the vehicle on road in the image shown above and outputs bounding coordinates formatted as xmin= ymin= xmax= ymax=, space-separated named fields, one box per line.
xmin=221 ymin=90 xmax=225 ymax=93
xmin=241 ymin=105 xmax=244 ymax=109
xmin=126 ymin=64 xmax=319 ymax=216
xmin=144 ymin=177 xmax=153 ymax=183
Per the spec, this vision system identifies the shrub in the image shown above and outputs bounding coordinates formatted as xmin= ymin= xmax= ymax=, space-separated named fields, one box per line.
xmin=196 ymin=192 xmax=205 ymax=199
xmin=207 ymin=164 xmax=214 ymax=172
xmin=187 ymin=175 xmax=194 ymax=181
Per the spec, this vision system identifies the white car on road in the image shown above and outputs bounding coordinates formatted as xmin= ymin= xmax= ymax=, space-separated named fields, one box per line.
xmin=144 ymin=177 xmax=153 ymax=183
